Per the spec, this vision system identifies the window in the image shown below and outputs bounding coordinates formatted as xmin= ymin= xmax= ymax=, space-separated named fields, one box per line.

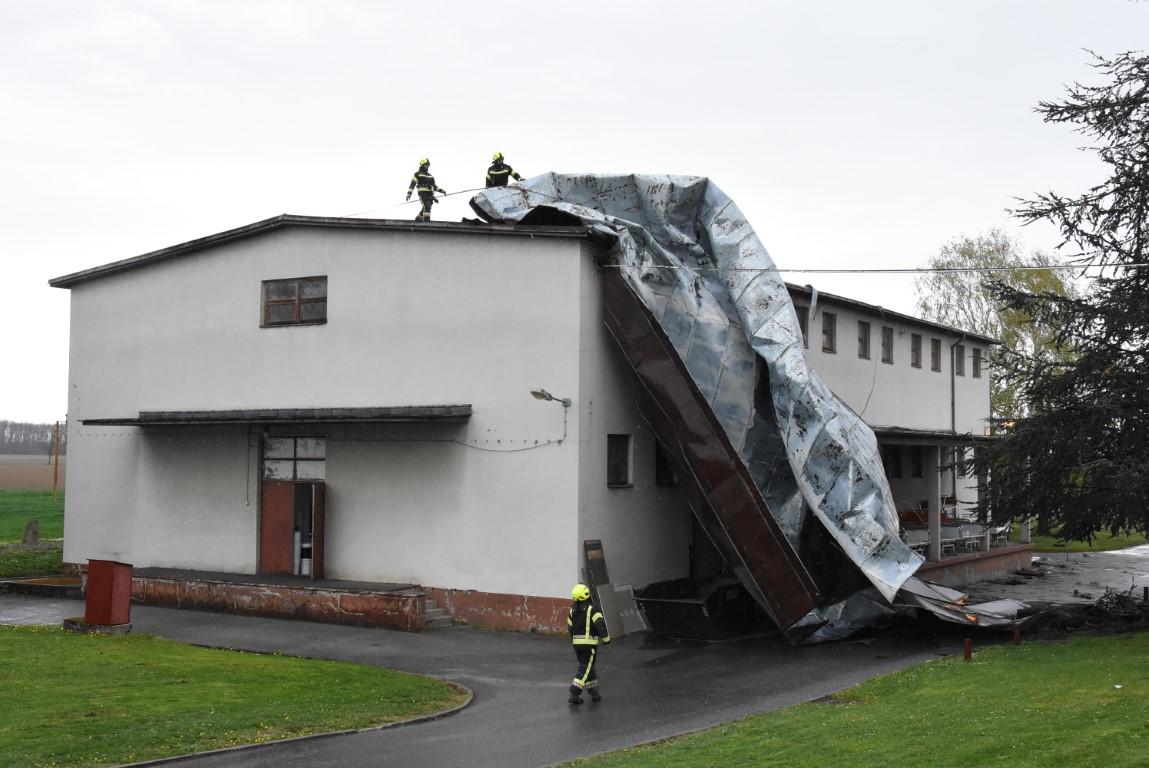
xmin=822 ymin=312 xmax=837 ymax=353
xmin=262 ymin=276 xmax=327 ymax=327
xmin=973 ymin=348 xmax=983 ymax=378
xmin=263 ymin=436 xmax=326 ymax=481
xmin=911 ymin=334 xmax=922 ymax=368
xmin=930 ymin=338 xmax=942 ymax=372
xmin=607 ymin=434 xmax=632 ymax=487
xmin=857 ymin=321 xmax=871 ymax=359
xmin=794 ymin=304 xmax=809 ymax=348
xmin=911 ymin=446 xmax=923 ymax=478
xmin=881 ymin=326 xmax=894 ymax=364
xmin=654 ymin=441 xmax=678 ymax=487
xmin=882 ymin=444 xmax=904 ymax=479
xmin=955 ymin=343 xmax=966 ymax=376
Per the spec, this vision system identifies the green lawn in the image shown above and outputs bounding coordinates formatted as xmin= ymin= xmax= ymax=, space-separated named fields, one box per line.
xmin=0 ymin=544 xmax=62 ymax=578
xmin=566 ymin=633 xmax=1149 ymax=768
xmin=0 ymin=490 xmax=64 ymax=543
xmin=0 ymin=625 xmax=468 ymax=767
xmin=1010 ymin=528 xmax=1147 ymax=553
xmin=0 ymin=490 xmax=64 ymax=577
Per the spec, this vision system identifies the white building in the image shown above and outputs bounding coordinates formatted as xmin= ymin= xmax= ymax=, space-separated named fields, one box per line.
xmin=51 ymin=215 xmax=993 ymax=631
xmin=788 ymin=285 xmax=994 ymax=548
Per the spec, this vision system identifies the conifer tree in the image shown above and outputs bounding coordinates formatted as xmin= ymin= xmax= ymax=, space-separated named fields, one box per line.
xmin=983 ymin=51 xmax=1149 ymax=540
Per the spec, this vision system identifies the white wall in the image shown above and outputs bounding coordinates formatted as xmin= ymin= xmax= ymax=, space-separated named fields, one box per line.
xmin=796 ymin=298 xmax=992 ymax=435
xmin=63 ymin=226 xmax=585 ymax=597
xmin=576 ymin=247 xmax=692 ymax=591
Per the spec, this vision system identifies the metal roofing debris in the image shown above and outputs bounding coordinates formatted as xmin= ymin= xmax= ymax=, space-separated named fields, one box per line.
xmin=472 ymin=173 xmax=1022 ymax=642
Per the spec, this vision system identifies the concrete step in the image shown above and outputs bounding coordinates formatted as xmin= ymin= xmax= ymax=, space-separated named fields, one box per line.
xmin=424 ymin=603 xmax=453 ymax=629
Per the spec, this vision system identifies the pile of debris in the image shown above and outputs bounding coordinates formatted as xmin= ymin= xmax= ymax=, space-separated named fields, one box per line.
xmin=1021 ymin=589 xmax=1149 ymax=636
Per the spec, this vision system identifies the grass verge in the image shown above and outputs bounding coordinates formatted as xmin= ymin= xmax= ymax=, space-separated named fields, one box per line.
xmin=0 ymin=625 xmax=467 ymax=767
xmin=0 ymin=543 xmax=63 ymax=578
xmin=565 ymin=633 xmax=1149 ymax=768
xmin=1010 ymin=528 xmax=1147 ymax=553
xmin=0 ymin=490 xmax=64 ymax=543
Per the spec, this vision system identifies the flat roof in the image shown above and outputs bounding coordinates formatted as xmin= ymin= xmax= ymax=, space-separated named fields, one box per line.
xmin=870 ymin=425 xmax=995 ymax=444
xmin=786 ymin=283 xmax=999 ymax=345
xmin=49 ymin=214 xmax=591 ymax=289
xmin=81 ymin=405 xmax=472 ymax=426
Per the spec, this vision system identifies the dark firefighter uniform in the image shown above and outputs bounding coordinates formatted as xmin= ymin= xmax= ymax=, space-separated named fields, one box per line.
xmin=406 ymin=159 xmax=446 ymax=221
xmin=485 ymin=152 xmax=523 ymax=188
xmin=567 ymin=583 xmax=610 ymax=704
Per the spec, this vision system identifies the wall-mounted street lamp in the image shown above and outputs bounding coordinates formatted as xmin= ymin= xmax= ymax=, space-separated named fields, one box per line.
xmin=530 ymin=388 xmax=571 ymax=408
xmin=530 ymin=388 xmax=570 ymax=444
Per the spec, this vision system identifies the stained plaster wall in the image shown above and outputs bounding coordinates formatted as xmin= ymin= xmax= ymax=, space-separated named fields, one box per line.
xmin=576 ymin=246 xmax=693 ymax=592
xmin=62 ymin=225 xmax=588 ymax=598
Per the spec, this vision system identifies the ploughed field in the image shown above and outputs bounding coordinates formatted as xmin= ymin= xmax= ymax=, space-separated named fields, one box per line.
xmin=0 ymin=455 xmax=65 ymax=491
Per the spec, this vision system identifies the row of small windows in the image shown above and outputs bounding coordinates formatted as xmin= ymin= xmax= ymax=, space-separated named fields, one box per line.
xmin=796 ymin=307 xmax=983 ymax=378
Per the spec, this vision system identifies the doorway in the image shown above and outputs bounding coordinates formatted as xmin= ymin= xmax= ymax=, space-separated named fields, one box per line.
xmin=258 ymin=436 xmax=326 ymax=578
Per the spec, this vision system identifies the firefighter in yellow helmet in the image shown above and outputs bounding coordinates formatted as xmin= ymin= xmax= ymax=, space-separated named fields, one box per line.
xmin=406 ymin=157 xmax=446 ymax=221
xmin=485 ymin=151 xmax=523 ymax=188
xmin=567 ymin=582 xmax=610 ymax=705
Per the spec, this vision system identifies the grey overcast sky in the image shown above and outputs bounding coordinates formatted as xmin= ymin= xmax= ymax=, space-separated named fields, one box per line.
xmin=1 ymin=1 xmax=1145 ymax=423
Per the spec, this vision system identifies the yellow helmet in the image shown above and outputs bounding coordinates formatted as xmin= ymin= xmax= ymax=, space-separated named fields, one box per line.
xmin=419 ymin=157 xmax=429 ymax=166
xmin=492 ymin=151 xmax=504 ymax=162
xmin=572 ymin=583 xmax=591 ymax=601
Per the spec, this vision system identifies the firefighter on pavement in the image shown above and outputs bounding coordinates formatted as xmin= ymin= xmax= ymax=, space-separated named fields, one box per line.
xmin=485 ymin=151 xmax=523 ymax=188
xmin=567 ymin=582 xmax=610 ymax=705
xmin=406 ymin=158 xmax=446 ymax=221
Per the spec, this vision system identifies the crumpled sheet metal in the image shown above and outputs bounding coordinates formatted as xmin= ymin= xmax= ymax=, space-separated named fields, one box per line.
xmin=472 ymin=174 xmax=921 ymax=617
xmin=897 ymin=576 xmax=1028 ymax=629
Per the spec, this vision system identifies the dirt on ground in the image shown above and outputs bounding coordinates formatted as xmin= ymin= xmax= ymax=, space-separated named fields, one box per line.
xmin=963 ymin=544 xmax=1149 ymax=638
xmin=0 ymin=455 xmax=66 ymax=490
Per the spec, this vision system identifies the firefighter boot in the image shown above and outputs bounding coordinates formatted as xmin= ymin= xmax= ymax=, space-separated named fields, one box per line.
xmin=588 ymin=688 xmax=602 ymax=703
xmin=568 ymin=684 xmax=583 ymax=705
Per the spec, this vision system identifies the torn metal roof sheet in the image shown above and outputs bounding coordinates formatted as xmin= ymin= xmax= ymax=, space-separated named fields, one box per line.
xmin=472 ymin=173 xmax=1021 ymax=642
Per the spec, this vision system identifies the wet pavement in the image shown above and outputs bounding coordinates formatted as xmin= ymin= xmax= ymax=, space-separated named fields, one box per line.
xmin=965 ymin=544 xmax=1149 ymax=605
xmin=4 ymin=545 xmax=1147 ymax=768
xmin=3 ymin=595 xmax=957 ymax=768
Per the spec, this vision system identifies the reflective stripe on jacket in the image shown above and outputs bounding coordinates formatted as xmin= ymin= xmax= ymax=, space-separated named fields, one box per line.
xmin=568 ymin=599 xmax=609 ymax=646
xmin=409 ymin=170 xmax=438 ymax=193
xmin=485 ymin=162 xmax=521 ymax=187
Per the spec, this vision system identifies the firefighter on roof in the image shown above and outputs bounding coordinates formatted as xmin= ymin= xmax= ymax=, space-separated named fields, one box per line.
xmin=406 ymin=158 xmax=446 ymax=221
xmin=485 ymin=151 xmax=523 ymax=188
xmin=567 ymin=582 xmax=610 ymax=705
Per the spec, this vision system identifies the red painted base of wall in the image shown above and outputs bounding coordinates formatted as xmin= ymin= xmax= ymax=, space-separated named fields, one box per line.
xmin=427 ymin=587 xmax=569 ymax=634
xmin=64 ymin=563 xmax=568 ymax=634
xmin=65 ymin=563 xmax=425 ymax=632
xmin=137 ymin=577 xmax=426 ymax=631
xmin=916 ymin=544 xmax=1035 ymax=587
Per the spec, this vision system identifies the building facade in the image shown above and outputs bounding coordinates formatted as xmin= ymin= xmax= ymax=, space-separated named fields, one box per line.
xmin=51 ymin=216 xmax=992 ymax=631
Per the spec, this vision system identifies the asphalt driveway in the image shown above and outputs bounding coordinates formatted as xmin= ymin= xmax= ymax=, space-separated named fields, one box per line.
xmin=1 ymin=594 xmax=964 ymax=768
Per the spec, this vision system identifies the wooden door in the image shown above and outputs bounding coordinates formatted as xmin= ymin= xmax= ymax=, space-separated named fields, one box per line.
xmin=259 ymin=481 xmax=295 ymax=574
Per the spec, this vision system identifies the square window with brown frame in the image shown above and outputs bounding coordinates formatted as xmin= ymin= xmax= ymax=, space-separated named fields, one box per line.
xmin=262 ymin=276 xmax=327 ymax=327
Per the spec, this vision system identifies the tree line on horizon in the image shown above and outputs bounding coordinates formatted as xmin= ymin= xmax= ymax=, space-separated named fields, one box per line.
xmin=0 ymin=420 xmax=67 ymax=455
